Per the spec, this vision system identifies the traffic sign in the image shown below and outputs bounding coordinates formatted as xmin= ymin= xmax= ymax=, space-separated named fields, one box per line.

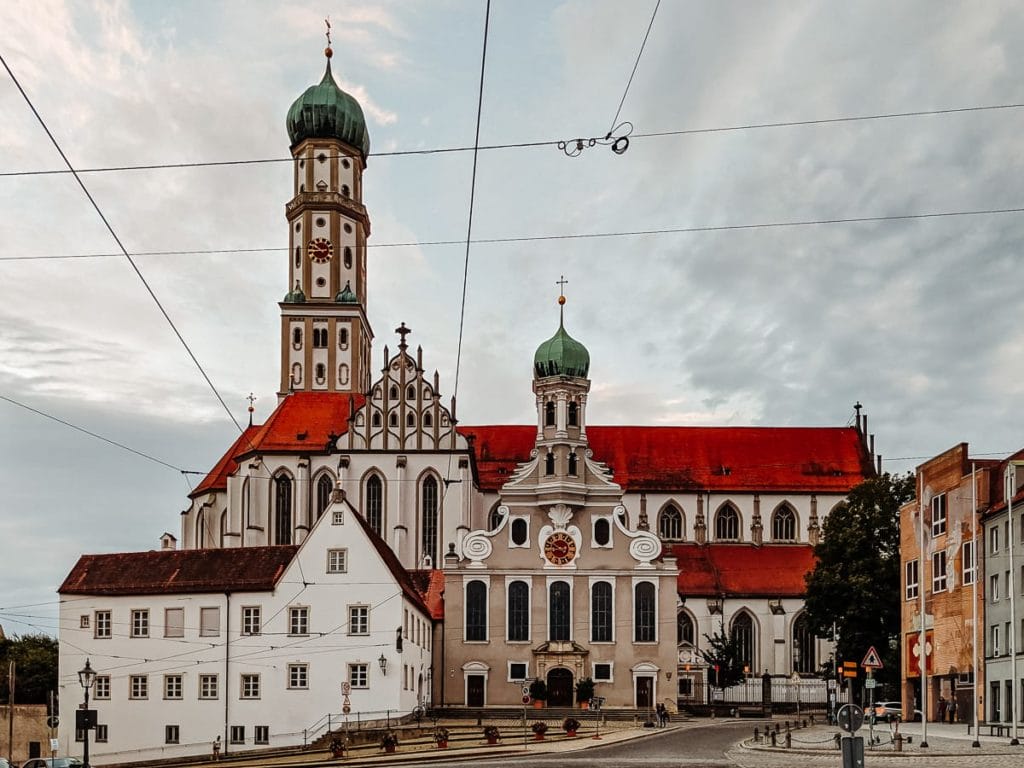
xmin=522 ymin=685 xmax=530 ymax=696
xmin=46 ymin=715 xmax=59 ymax=729
xmin=522 ymin=695 xmax=531 ymax=704
xmin=861 ymin=646 xmax=884 ymax=669
xmin=342 ymin=681 xmax=351 ymax=695
xmin=865 ymin=678 xmax=877 ymax=689
xmin=836 ymin=704 xmax=864 ymax=733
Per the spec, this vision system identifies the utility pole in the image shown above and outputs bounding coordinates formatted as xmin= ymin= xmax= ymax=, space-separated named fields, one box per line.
xmin=7 ymin=660 xmax=14 ymax=767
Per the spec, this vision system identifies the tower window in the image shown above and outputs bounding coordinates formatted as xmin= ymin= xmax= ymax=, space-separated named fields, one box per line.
xmin=372 ymin=412 xmax=381 ymax=428
xmin=295 ymin=222 xmax=301 ymax=232
xmin=315 ymin=217 xmax=326 ymax=228
xmin=568 ymin=452 xmax=578 ymax=476
xmin=313 ymin=328 xmax=327 ymax=348
xmin=292 ymin=328 xmax=302 ymax=348
xmin=390 ymin=385 xmax=399 ymax=399
xmin=342 ymin=158 xmax=351 ymax=169
xmin=294 ymin=247 xmax=300 ymax=268
xmin=424 ymin=412 xmax=432 ymax=428
xmin=545 ymin=452 xmax=555 ymax=476
xmin=317 ymin=152 xmax=327 ymax=163
xmin=339 ymin=327 xmax=349 ymax=348
xmin=594 ymin=518 xmax=610 ymax=546
xmin=407 ymin=385 xmax=416 ymax=400
xmin=315 ymin=363 xmax=326 ymax=382
xmin=511 ymin=518 xmax=528 ymax=545
xmin=344 ymin=247 xmax=352 ymax=269
xmin=545 ymin=401 xmax=555 ymax=427
xmin=406 ymin=412 xmax=415 ymax=428
xmin=389 ymin=412 xmax=398 ymax=427
xmin=344 ymin=223 xmax=353 ymax=234
xmin=568 ymin=402 xmax=578 ymax=427
xmin=338 ymin=364 xmax=349 ymax=386
xmin=341 ymin=184 xmax=350 ymax=197
xmin=291 ymin=363 xmax=302 ymax=386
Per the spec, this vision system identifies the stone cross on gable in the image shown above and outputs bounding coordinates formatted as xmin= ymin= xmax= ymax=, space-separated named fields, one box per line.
xmin=395 ymin=322 xmax=412 ymax=349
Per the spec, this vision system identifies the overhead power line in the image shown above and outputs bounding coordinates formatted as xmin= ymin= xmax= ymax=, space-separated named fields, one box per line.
xmin=0 ymin=52 xmax=246 ymax=435
xmin=608 ymin=0 xmax=661 ymax=135
xmin=3 ymin=204 xmax=1024 ymax=264
xmin=0 ymin=102 xmax=1022 ymax=178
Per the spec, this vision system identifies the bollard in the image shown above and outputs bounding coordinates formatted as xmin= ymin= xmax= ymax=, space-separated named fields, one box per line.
xmin=834 ymin=733 xmax=841 ymax=749
xmin=774 ymin=723 xmax=780 ymax=734
xmin=802 ymin=718 xmax=807 ymax=728
xmin=810 ymin=713 xmax=815 ymax=725
xmin=770 ymin=731 xmax=777 ymax=747
xmin=785 ymin=731 xmax=791 ymax=749
xmin=785 ymin=720 xmax=790 ymax=731
xmin=894 ymin=732 xmax=903 ymax=752
xmin=754 ymin=727 xmax=760 ymax=743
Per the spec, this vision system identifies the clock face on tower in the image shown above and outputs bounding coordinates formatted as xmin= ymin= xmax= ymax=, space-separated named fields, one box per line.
xmin=543 ymin=531 xmax=577 ymax=565
xmin=307 ymin=237 xmax=333 ymax=263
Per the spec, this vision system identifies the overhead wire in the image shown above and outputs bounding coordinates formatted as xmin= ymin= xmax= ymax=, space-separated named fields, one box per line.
xmin=607 ymin=0 xmax=661 ymax=135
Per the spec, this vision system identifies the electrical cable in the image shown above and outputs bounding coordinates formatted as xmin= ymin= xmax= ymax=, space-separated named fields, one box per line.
xmin=0 ymin=52 xmax=246 ymax=435
xmin=608 ymin=0 xmax=661 ymax=135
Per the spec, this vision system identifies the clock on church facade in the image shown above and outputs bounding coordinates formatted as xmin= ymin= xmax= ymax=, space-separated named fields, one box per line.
xmin=543 ymin=531 xmax=577 ymax=565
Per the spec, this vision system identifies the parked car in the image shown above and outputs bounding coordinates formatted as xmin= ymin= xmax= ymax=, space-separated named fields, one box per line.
xmin=873 ymin=701 xmax=922 ymax=721
xmin=21 ymin=758 xmax=83 ymax=768
xmin=0 ymin=756 xmax=12 ymax=768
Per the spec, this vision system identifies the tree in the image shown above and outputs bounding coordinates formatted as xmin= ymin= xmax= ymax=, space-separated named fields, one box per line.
xmin=803 ymin=472 xmax=915 ymax=693
xmin=700 ymin=626 xmax=747 ymax=689
xmin=0 ymin=634 xmax=59 ymax=705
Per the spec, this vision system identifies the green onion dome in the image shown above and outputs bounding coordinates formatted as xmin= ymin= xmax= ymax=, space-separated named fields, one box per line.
xmin=286 ymin=57 xmax=370 ymax=161
xmin=284 ymin=281 xmax=306 ymax=304
xmin=533 ymin=299 xmax=590 ymax=378
xmin=335 ymin=280 xmax=357 ymax=304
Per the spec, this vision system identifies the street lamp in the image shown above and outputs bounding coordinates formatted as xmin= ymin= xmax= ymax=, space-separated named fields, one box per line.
xmin=77 ymin=659 xmax=96 ymax=768
xmin=378 ymin=654 xmax=388 ymax=676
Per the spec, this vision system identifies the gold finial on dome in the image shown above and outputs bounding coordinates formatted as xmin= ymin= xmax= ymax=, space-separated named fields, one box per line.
xmin=324 ymin=17 xmax=333 ymax=58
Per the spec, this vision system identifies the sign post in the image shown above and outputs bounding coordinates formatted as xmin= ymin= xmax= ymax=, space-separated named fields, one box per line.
xmin=861 ymin=646 xmax=884 ymax=748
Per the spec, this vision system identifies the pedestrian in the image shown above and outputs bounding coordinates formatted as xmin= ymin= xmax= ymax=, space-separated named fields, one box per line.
xmin=655 ymin=703 xmax=664 ymax=727
xmin=937 ymin=696 xmax=947 ymax=723
xmin=948 ymin=697 xmax=957 ymax=724
xmin=212 ymin=735 xmax=221 ymax=760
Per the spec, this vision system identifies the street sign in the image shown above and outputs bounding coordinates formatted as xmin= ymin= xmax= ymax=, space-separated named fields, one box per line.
xmin=342 ymin=681 xmax=351 ymax=695
xmin=522 ymin=685 xmax=530 ymax=696
xmin=46 ymin=715 xmax=59 ymax=728
xmin=837 ymin=704 xmax=864 ymax=733
xmin=865 ymin=678 xmax=877 ymax=689
xmin=827 ymin=679 xmax=837 ymax=690
xmin=522 ymin=695 xmax=530 ymax=704
xmin=843 ymin=661 xmax=858 ymax=678
xmin=861 ymin=646 xmax=884 ymax=669
xmin=49 ymin=738 xmax=59 ymax=752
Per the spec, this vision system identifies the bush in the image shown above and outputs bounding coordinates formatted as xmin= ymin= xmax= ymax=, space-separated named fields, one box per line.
xmin=575 ymin=677 xmax=595 ymax=703
xmin=434 ymin=727 xmax=449 ymax=743
xmin=529 ymin=679 xmax=548 ymax=701
xmin=380 ymin=731 xmax=399 ymax=748
xmin=483 ymin=725 xmax=501 ymax=740
xmin=531 ymin=721 xmax=548 ymax=735
xmin=562 ymin=717 xmax=581 ymax=733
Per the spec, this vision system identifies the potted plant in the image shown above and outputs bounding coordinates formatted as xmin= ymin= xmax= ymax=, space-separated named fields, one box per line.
xmin=328 ymin=737 xmax=346 ymax=758
xmin=531 ymin=721 xmax=548 ymax=740
xmin=434 ymin=727 xmax=450 ymax=749
xmin=575 ymin=677 xmax=595 ymax=709
xmin=562 ymin=717 xmax=581 ymax=737
xmin=380 ymin=731 xmax=399 ymax=753
xmin=529 ymin=679 xmax=548 ymax=709
xmin=483 ymin=724 xmax=501 ymax=745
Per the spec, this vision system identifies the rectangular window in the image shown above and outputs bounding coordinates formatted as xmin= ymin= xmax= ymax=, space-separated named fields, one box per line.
xmin=349 ymin=663 xmax=368 ymax=688
xmin=348 ymin=605 xmax=369 ymax=635
xmin=230 ymin=726 xmax=245 ymax=744
xmin=80 ymin=615 xmax=90 ymax=629
xmin=240 ymin=673 xmax=260 ymax=699
xmin=165 ymin=607 xmax=185 ymax=638
xmin=930 ymin=493 xmax=947 ymax=536
xmin=288 ymin=663 xmax=309 ymax=690
xmin=165 ymin=725 xmax=180 ymax=744
xmin=905 ymin=560 xmax=919 ymax=600
xmin=254 ymin=725 xmax=269 ymax=745
xmin=94 ymin=610 xmax=112 ymax=639
xmin=332 ymin=509 xmax=344 ymax=525
xmin=593 ymin=663 xmax=613 ymax=681
xmin=992 ymin=625 xmax=1000 ymax=656
xmin=130 ymin=675 xmax=148 ymax=699
xmin=289 ymin=606 xmax=309 ymax=636
xmin=164 ymin=674 xmax=183 ymax=700
xmin=199 ymin=674 xmax=219 ymax=700
xmin=94 ymin=675 xmax=111 ymax=700
xmin=992 ymin=574 xmax=1000 ymax=601
xmin=508 ymin=662 xmax=528 ymax=681
xmin=1006 ymin=571 xmax=1012 ymax=598
xmin=1006 ymin=622 xmax=1011 ymax=655
xmin=991 ymin=525 xmax=1000 ymax=553
xmin=200 ymin=607 xmax=220 ymax=637
xmin=327 ymin=548 xmax=347 ymax=573
xmin=963 ymin=541 xmax=976 ymax=585
xmin=678 ymin=676 xmax=694 ymax=696
xmin=131 ymin=609 xmax=150 ymax=638
xmin=95 ymin=724 xmax=108 ymax=743
xmin=932 ymin=551 xmax=947 ymax=593
xmin=242 ymin=606 xmax=261 ymax=636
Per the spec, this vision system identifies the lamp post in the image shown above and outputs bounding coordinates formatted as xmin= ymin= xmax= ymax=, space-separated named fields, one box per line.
xmin=78 ymin=659 xmax=96 ymax=768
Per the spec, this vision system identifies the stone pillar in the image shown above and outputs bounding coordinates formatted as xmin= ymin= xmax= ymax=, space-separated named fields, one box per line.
xmin=695 ymin=494 xmax=707 ymax=544
xmin=751 ymin=494 xmax=763 ymax=546
xmin=808 ymin=495 xmax=820 ymax=546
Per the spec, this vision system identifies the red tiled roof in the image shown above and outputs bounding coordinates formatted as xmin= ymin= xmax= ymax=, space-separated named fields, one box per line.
xmin=671 ymin=543 xmax=815 ymax=597
xmin=350 ymin=512 xmax=431 ymax=618
xmin=58 ymin=546 xmax=298 ymax=596
xmin=191 ymin=425 xmax=261 ymax=497
xmin=244 ymin=392 xmax=365 ymax=454
xmin=460 ymin=425 xmax=872 ymax=493
xmin=409 ymin=569 xmax=445 ymax=620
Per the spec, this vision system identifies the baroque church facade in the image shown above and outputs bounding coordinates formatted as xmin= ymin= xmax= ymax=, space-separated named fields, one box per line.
xmin=61 ymin=48 xmax=878 ymax=754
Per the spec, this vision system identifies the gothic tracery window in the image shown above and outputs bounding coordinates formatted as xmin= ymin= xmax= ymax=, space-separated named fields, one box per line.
xmin=365 ymin=474 xmax=384 ymax=536
xmin=715 ymin=504 xmax=740 ymax=541
xmin=659 ymin=504 xmax=683 ymax=541
xmin=772 ymin=504 xmax=797 ymax=542
xmin=274 ymin=474 xmax=293 ymax=545
xmin=315 ymin=473 xmax=333 ymax=519
xmin=677 ymin=611 xmax=695 ymax=646
xmin=732 ymin=611 xmax=755 ymax=671
xmin=421 ymin=476 xmax=439 ymax=566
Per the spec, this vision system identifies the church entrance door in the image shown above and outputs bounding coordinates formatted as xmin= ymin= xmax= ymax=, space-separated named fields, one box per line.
xmin=467 ymin=675 xmax=485 ymax=707
xmin=547 ymin=668 xmax=574 ymax=707
xmin=636 ymin=676 xmax=653 ymax=709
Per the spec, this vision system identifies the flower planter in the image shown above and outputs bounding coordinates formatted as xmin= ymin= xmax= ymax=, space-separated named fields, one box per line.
xmin=579 ymin=701 xmax=590 ymax=710
xmin=384 ymin=745 xmax=396 ymax=754
xmin=486 ymin=736 xmax=499 ymax=745
xmin=436 ymin=740 xmax=448 ymax=749
xmin=533 ymin=700 xmax=544 ymax=709
xmin=566 ymin=730 xmax=577 ymax=737
xmin=534 ymin=734 xmax=545 ymax=740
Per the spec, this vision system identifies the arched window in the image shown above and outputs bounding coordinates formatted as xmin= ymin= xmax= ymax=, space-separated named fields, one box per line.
xmin=315 ymin=363 xmax=326 ymax=382
xmin=316 ymin=473 xmax=333 ymax=519
xmin=659 ymin=504 xmax=683 ymax=541
xmin=341 ymin=183 xmax=350 ymax=197
xmin=421 ymin=476 xmax=439 ymax=566
xmin=549 ymin=581 xmax=571 ymax=641
xmin=365 ymin=474 xmax=384 ymax=536
xmin=274 ymin=474 xmax=293 ymax=545
xmin=339 ymin=327 xmax=349 ymax=348
xmin=545 ymin=452 xmax=555 ymax=475
xmin=389 ymin=385 xmax=399 ymax=399
xmin=508 ymin=581 xmax=529 ymax=641
xmin=731 ymin=612 xmax=755 ymax=671
xmin=465 ymin=580 xmax=487 ymax=641
xmin=292 ymin=327 xmax=302 ymax=347
xmin=406 ymin=412 xmax=415 ymax=428
xmin=568 ymin=402 xmax=578 ymax=426
xmin=772 ymin=504 xmax=798 ymax=542
xmin=424 ymin=411 xmax=433 ymax=428
xmin=389 ymin=412 xmax=398 ymax=427
xmin=591 ymin=581 xmax=612 ymax=642
xmin=594 ymin=518 xmax=610 ymax=546
xmin=487 ymin=505 xmax=503 ymax=531
xmin=545 ymin=401 xmax=555 ymax=427
xmin=407 ymin=385 xmax=416 ymax=400
xmin=715 ymin=503 xmax=740 ymax=541
xmin=344 ymin=246 xmax=352 ymax=269
xmin=677 ymin=611 xmax=695 ymax=646
xmin=219 ymin=509 xmax=227 ymax=548
xmin=511 ymin=518 xmax=528 ymax=545
xmin=634 ymin=582 xmax=656 ymax=642
xmin=568 ymin=451 xmax=578 ymax=476
xmin=195 ymin=509 xmax=206 ymax=549
xmin=792 ymin=613 xmax=815 ymax=674
xmin=241 ymin=476 xmax=250 ymax=528
xmin=313 ymin=328 xmax=327 ymax=348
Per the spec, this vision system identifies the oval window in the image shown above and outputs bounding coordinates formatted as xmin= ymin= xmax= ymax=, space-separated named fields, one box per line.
xmin=594 ymin=518 xmax=610 ymax=546
xmin=511 ymin=518 xmax=528 ymax=546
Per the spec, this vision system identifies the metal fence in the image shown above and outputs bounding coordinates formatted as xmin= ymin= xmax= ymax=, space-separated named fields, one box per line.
xmin=680 ymin=678 xmax=847 ymax=711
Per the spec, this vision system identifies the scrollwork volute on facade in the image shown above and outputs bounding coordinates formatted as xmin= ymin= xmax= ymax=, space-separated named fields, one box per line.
xmin=462 ymin=532 xmax=492 ymax=566
xmin=628 ymin=534 xmax=660 ymax=568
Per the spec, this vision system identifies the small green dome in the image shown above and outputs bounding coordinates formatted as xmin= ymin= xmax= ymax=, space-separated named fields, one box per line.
xmin=284 ymin=281 xmax=306 ymax=303
xmin=335 ymin=280 xmax=357 ymax=304
xmin=286 ymin=60 xmax=370 ymax=160
xmin=534 ymin=311 xmax=590 ymax=378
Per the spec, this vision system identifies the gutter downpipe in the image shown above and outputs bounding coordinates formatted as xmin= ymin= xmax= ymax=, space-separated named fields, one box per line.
xmin=918 ymin=471 xmax=929 ymax=748
xmin=1008 ymin=465 xmax=1019 ymax=746
xmin=225 ymin=591 xmax=231 ymax=754
xmin=971 ymin=462 xmax=980 ymax=747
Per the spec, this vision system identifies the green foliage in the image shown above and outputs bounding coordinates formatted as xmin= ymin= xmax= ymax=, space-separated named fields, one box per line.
xmin=803 ymin=472 xmax=915 ymax=691
xmin=575 ymin=676 xmax=595 ymax=703
xmin=700 ymin=626 xmax=748 ymax=688
xmin=528 ymin=679 xmax=548 ymax=701
xmin=0 ymin=634 xmax=58 ymax=705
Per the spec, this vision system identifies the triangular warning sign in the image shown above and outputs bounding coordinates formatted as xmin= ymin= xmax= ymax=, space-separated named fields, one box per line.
xmin=861 ymin=646 xmax=884 ymax=669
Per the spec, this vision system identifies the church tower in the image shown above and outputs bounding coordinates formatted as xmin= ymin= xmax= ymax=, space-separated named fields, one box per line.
xmin=279 ymin=45 xmax=373 ymax=398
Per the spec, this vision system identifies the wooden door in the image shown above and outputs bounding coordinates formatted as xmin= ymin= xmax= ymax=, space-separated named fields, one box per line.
xmin=547 ymin=668 xmax=574 ymax=707
xmin=636 ymin=676 xmax=654 ymax=708
xmin=467 ymin=674 xmax=485 ymax=707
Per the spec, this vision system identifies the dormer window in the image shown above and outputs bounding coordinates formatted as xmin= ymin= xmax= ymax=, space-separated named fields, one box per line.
xmin=568 ymin=402 xmax=578 ymax=427
xmin=545 ymin=402 xmax=555 ymax=427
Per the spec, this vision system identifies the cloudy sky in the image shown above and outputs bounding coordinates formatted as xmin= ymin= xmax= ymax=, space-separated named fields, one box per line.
xmin=2 ymin=0 xmax=1024 ymax=637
